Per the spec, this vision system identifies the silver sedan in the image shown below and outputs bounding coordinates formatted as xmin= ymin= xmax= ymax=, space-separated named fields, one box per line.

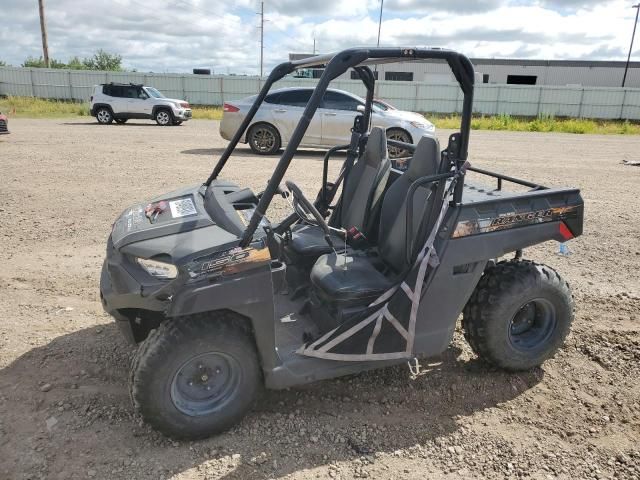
xmin=219 ymin=87 xmax=436 ymax=157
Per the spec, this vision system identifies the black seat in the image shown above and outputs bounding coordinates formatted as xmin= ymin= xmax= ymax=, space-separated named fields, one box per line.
xmin=310 ymin=135 xmax=443 ymax=307
xmin=287 ymin=127 xmax=391 ymax=258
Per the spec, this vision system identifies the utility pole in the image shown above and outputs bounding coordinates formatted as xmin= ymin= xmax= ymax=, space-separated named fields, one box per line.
xmin=376 ymin=0 xmax=384 ymax=47
xmin=38 ymin=0 xmax=50 ymax=67
xmin=374 ymin=0 xmax=384 ymax=76
xmin=622 ymin=4 xmax=640 ymax=87
xmin=313 ymin=36 xmax=316 ymax=55
xmin=259 ymin=1 xmax=264 ymax=78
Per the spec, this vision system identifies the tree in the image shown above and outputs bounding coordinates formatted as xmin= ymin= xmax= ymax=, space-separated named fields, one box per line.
xmin=0 ymin=60 xmax=7 ymax=67
xmin=82 ymin=50 xmax=122 ymax=71
xmin=22 ymin=56 xmax=66 ymax=68
xmin=66 ymin=56 xmax=87 ymax=70
xmin=21 ymin=50 xmax=124 ymax=71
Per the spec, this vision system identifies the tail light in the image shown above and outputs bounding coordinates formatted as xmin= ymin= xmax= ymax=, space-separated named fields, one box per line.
xmin=180 ymin=102 xmax=190 ymax=109
xmin=223 ymin=103 xmax=239 ymax=113
xmin=559 ymin=222 xmax=574 ymax=240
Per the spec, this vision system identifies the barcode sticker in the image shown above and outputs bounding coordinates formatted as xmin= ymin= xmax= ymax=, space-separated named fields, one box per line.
xmin=169 ymin=198 xmax=197 ymax=218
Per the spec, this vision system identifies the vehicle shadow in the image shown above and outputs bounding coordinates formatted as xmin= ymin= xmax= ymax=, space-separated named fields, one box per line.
xmin=0 ymin=323 xmax=543 ymax=479
xmin=181 ymin=147 xmax=329 ymax=160
xmin=61 ymin=122 xmax=165 ymax=127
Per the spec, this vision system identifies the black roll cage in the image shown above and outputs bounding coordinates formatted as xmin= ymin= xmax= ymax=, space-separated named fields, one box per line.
xmin=204 ymin=47 xmax=476 ymax=248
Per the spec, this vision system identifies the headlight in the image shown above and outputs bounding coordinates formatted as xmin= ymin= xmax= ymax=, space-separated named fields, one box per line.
xmin=410 ymin=120 xmax=435 ymax=132
xmin=136 ymin=257 xmax=178 ymax=279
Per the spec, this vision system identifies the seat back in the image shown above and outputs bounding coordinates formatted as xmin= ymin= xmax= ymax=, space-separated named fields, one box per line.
xmin=377 ymin=135 xmax=443 ymax=273
xmin=340 ymin=127 xmax=391 ymax=233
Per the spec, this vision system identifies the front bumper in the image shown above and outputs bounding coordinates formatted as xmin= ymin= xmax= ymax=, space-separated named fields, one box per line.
xmin=173 ymin=108 xmax=192 ymax=121
xmin=405 ymin=123 xmax=436 ymax=143
xmin=100 ymin=238 xmax=169 ymax=343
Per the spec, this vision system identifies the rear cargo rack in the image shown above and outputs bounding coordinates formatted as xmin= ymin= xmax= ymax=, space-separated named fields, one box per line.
xmin=466 ymin=166 xmax=546 ymax=191
xmin=386 ymin=139 xmax=546 ymax=192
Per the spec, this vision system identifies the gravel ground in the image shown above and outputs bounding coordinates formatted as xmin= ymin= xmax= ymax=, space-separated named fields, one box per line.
xmin=0 ymin=118 xmax=639 ymax=480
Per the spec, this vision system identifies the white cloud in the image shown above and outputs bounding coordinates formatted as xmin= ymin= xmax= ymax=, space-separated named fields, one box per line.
xmin=0 ymin=0 xmax=638 ymax=74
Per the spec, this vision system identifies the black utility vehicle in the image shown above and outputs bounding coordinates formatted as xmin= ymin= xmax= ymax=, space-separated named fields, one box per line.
xmin=100 ymin=48 xmax=584 ymax=439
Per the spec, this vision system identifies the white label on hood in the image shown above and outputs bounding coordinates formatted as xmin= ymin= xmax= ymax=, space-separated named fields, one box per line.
xmin=169 ymin=197 xmax=197 ymax=218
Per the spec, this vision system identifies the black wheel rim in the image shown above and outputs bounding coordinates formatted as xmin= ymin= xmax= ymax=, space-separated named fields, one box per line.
xmin=508 ymin=298 xmax=557 ymax=351
xmin=387 ymin=131 xmax=410 ymax=158
xmin=170 ymin=352 xmax=241 ymax=416
xmin=252 ymin=128 xmax=275 ymax=152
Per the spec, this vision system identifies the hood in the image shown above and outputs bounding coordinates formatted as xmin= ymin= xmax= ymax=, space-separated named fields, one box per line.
xmin=382 ymin=108 xmax=431 ymax=124
xmin=111 ymin=185 xmax=213 ymax=249
xmin=161 ymin=98 xmax=188 ymax=105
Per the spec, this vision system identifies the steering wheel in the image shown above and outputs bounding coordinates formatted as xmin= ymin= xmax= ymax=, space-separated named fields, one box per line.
xmin=285 ymin=180 xmax=337 ymax=249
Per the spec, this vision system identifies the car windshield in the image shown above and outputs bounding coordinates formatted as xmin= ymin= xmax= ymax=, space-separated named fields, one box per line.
xmin=372 ymin=99 xmax=396 ymax=111
xmin=145 ymin=87 xmax=165 ymax=98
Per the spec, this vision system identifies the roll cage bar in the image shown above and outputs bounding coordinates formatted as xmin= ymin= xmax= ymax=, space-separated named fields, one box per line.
xmin=204 ymin=47 xmax=475 ymax=248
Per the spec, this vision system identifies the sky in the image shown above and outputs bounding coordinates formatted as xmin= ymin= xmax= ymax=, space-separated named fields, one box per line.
xmin=1 ymin=0 xmax=639 ymax=74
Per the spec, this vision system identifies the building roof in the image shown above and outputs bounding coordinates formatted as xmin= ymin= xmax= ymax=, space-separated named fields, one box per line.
xmin=288 ymin=53 xmax=640 ymax=69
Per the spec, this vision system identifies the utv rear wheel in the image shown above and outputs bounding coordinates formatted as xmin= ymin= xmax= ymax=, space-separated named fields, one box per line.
xmin=248 ymin=123 xmax=281 ymax=155
xmin=130 ymin=313 xmax=261 ymax=439
xmin=155 ymin=109 xmax=172 ymax=126
xmin=463 ymin=260 xmax=573 ymax=371
xmin=96 ymin=107 xmax=113 ymax=124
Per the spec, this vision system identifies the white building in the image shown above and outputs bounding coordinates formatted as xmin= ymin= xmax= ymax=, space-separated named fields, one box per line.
xmin=289 ymin=54 xmax=640 ymax=88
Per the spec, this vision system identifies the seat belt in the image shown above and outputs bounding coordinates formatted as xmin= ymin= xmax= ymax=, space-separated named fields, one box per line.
xmin=327 ymin=129 xmax=363 ymax=225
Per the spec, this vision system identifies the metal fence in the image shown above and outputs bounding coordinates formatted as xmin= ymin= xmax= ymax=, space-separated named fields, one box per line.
xmin=1 ymin=66 xmax=640 ymax=120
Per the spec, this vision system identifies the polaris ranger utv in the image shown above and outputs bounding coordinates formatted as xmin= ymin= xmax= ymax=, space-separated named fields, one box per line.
xmin=100 ymin=48 xmax=584 ymax=439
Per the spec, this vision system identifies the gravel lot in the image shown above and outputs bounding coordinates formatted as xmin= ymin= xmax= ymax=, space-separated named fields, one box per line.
xmin=0 ymin=118 xmax=639 ymax=480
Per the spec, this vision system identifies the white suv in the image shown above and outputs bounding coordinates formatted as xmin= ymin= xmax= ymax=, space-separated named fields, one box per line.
xmin=90 ymin=83 xmax=192 ymax=126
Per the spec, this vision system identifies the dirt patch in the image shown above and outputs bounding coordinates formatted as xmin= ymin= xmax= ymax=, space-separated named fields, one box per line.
xmin=0 ymin=119 xmax=638 ymax=479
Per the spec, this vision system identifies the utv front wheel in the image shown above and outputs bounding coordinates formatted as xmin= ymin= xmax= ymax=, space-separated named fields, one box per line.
xmin=463 ymin=260 xmax=573 ymax=371
xmin=130 ymin=314 xmax=261 ymax=439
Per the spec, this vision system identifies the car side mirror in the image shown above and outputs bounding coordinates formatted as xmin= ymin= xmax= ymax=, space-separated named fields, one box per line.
xmin=356 ymin=105 xmax=365 ymax=113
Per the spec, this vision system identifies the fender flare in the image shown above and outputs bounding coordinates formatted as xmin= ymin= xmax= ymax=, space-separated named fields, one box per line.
xmin=151 ymin=105 xmax=174 ymax=120
xmin=92 ymin=103 xmax=114 ymax=117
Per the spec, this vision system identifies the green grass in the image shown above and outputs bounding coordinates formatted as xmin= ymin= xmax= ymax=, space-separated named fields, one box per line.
xmin=1 ymin=96 xmax=639 ymax=135
xmin=0 ymin=96 xmax=90 ymax=118
xmin=0 ymin=96 xmax=224 ymax=120
xmin=191 ymin=106 xmax=223 ymax=120
xmin=433 ymin=113 xmax=640 ymax=135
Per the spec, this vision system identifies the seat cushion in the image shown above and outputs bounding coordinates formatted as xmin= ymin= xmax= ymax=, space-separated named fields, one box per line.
xmin=310 ymin=252 xmax=392 ymax=307
xmin=288 ymin=224 xmax=344 ymax=257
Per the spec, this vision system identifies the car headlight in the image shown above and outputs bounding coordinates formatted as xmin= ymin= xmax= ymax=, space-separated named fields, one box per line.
xmin=136 ymin=257 xmax=178 ymax=279
xmin=410 ymin=120 xmax=435 ymax=132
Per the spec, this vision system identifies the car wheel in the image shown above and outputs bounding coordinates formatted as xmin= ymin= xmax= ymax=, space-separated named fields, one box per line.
xmin=130 ymin=313 xmax=262 ymax=439
xmin=386 ymin=128 xmax=412 ymax=158
xmin=96 ymin=107 xmax=113 ymax=124
xmin=155 ymin=109 xmax=172 ymax=126
xmin=115 ymin=118 xmax=128 ymax=124
xmin=248 ymin=123 xmax=281 ymax=155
